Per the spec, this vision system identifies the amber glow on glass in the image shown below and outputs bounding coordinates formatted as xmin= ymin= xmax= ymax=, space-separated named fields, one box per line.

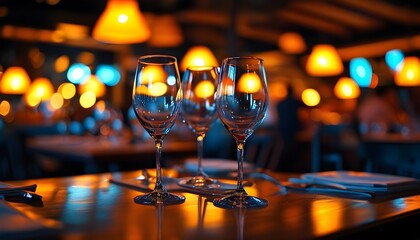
xmin=395 ymin=56 xmax=420 ymax=87
xmin=0 ymin=66 xmax=31 ymax=94
xmin=141 ymin=65 xmax=167 ymax=83
xmin=92 ymin=0 xmax=150 ymax=44
xmin=334 ymin=77 xmax=360 ymax=99
xmin=58 ymin=82 xmax=76 ymax=99
xmin=78 ymin=75 xmax=106 ymax=98
xmin=79 ymin=91 xmax=96 ymax=108
xmin=180 ymin=46 xmax=219 ymax=72
xmin=194 ymin=80 xmax=215 ymax=99
xmin=306 ymin=44 xmax=343 ymax=77
xmin=277 ymin=32 xmax=306 ymax=54
xmin=0 ymin=100 xmax=11 ymax=116
xmin=237 ymin=73 xmax=262 ymax=93
xmin=301 ymin=88 xmax=320 ymax=107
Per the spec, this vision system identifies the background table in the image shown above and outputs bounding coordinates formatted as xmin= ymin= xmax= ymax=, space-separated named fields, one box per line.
xmin=5 ymin=170 xmax=420 ymax=240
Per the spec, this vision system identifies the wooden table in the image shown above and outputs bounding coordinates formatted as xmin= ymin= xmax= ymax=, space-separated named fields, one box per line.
xmin=4 ymin=170 xmax=420 ymax=240
xmin=26 ymin=135 xmax=196 ymax=174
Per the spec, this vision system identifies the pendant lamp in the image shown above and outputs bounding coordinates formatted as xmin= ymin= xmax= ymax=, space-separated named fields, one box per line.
xmin=180 ymin=46 xmax=219 ymax=72
xmin=92 ymin=0 xmax=150 ymax=44
xmin=395 ymin=56 xmax=420 ymax=87
xmin=306 ymin=44 xmax=343 ymax=77
xmin=0 ymin=66 xmax=31 ymax=94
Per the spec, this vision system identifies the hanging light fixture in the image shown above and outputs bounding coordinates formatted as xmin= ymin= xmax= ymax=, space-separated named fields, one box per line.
xmin=92 ymin=0 xmax=151 ymax=44
xmin=180 ymin=46 xmax=219 ymax=72
xmin=395 ymin=56 xmax=420 ymax=87
xmin=277 ymin=32 xmax=306 ymax=54
xmin=0 ymin=66 xmax=31 ymax=94
xmin=334 ymin=77 xmax=360 ymax=99
xmin=305 ymin=44 xmax=343 ymax=77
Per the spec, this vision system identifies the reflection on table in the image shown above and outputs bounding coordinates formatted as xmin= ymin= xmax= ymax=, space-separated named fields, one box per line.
xmin=5 ymin=170 xmax=420 ymax=239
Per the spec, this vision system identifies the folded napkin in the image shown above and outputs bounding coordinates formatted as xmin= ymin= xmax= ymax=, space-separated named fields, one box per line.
xmin=287 ymin=171 xmax=420 ymax=200
xmin=0 ymin=200 xmax=59 ymax=239
xmin=0 ymin=183 xmax=42 ymax=202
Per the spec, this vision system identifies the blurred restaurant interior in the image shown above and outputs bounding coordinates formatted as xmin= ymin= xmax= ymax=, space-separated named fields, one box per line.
xmin=2 ymin=0 xmax=420 ymax=180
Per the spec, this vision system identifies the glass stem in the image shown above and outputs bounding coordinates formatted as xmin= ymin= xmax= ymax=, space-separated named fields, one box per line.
xmin=236 ymin=140 xmax=246 ymax=193
xmin=154 ymin=139 xmax=165 ymax=192
xmin=197 ymin=134 xmax=207 ymax=177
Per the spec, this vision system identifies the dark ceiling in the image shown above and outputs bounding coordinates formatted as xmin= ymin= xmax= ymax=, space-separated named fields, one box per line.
xmin=1 ymin=0 xmax=420 ymax=59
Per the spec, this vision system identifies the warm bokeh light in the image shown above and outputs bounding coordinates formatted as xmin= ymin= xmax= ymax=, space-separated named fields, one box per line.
xmin=301 ymin=88 xmax=320 ymax=107
xmin=0 ymin=100 xmax=11 ymax=116
xmin=0 ymin=66 xmax=31 ymax=94
xmin=349 ymin=57 xmax=372 ymax=87
xmin=92 ymin=0 xmax=150 ymax=44
xmin=395 ymin=56 xmax=420 ymax=87
xmin=26 ymin=77 xmax=54 ymax=101
xmin=306 ymin=44 xmax=343 ymax=77
xmin=237 ymin=72 xmax=262 ymax=93
xmin=54 ymin=55 xmax=70 ymax=73
xmin=334 ymin=77 xmax=361 ymax=99
xmin=77 ymin=51 xmax=95 ymax=66
xmin=180 ymin=46 xmax=219 ymax=72
xmin=269 ymin=81 xmax=288 ymax=100
xmin=49 ymin=92 xmax=64 ymax=110
xmin=135 ymin=82 xmax=168 ymax=97
xmin=194 ymin=80 xmax=215 ymax=98
xmin=58 ymin=82 xmax=76 ymax=99
xmin=67 ymin=63 xmax=91 ymax=84
xmin=277 ymin=32 xmax=306 ymax=54
xmin=385 ymin=49 xmax=404 ymax=72
xmin=79 ymin=91 xmax=96 ymax=108
xmin=78 ymin=75 xmax=106 ymax=98
xmin=24 ymin=92 xmax=42 ymax=107
xmin=369 ymin=73 xmax=379 ymax=88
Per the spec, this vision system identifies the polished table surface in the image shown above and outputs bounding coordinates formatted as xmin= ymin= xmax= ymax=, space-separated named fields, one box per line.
xmin=4 ymin=169 xmax=420 ymax=240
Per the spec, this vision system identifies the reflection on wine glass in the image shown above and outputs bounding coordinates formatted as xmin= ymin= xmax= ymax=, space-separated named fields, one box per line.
xmin=132 ymin=55 xmax=185 ymax=205
xmin=213 ymin=56 xmax=269 ymax=209
xmin=177 ymin=66 xmax=219 ymax=189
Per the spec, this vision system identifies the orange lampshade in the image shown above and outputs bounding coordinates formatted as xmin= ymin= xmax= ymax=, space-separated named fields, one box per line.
xmin=92 ymin=0 xmax=150 ymax=44
xmin=277 ymin=32 xmax=306 ymax=54
xmin=0 ymin=66 xmax=31 ymax=94
xmin=180 ymin=46 xmax=219 ymax=72
xmin=334 ymin=77 xmax=360 ymax=99
xmin=148 ymin=14 xmax=183 ymax=48
xmin=305 ymin=44 xmax=343 ymax=77
xmin=394 ymin=56 xmax=420 ymax=87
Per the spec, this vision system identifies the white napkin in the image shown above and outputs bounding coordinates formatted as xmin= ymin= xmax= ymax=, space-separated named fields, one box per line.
xmin=299 ymin=171 xmax=420 ymax=192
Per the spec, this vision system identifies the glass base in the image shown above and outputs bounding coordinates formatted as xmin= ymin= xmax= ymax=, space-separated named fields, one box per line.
xmin=213 ymin=191 xmax=268 ymax=209
xmin=177 ymin=176 xmax=220 ymax=189
xmin=134 ymin=190 xmax=185 ymax=205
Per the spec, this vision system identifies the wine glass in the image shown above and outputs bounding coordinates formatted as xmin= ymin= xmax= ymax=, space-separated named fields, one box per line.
xmin=213 ymin=56 xmax=269 ymax=209
xmin=177 ymin=66 xmax=219 ymax=189
xmin=132 ymin=55 xmax=185 ymax=205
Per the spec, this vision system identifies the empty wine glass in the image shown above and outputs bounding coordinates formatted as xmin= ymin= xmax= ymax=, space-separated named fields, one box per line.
xmin=213 ymin=56 xmax=269 ymax=209
xmin=132 ymin=55 xmax=185 ymax=205
xmin=177 ymin=66 xmax=219 ymax=189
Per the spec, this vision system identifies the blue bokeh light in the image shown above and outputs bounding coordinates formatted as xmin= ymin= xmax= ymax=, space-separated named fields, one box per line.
xmin=385 ymin=49 xmax=404 ymax=72
xmin=96 ymin=65 xmax=121 ymax=86
xmin=349 ymin=57 xmax=372 ymax=87
xmin=67 ymin=63 xmax=91 ymax=84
